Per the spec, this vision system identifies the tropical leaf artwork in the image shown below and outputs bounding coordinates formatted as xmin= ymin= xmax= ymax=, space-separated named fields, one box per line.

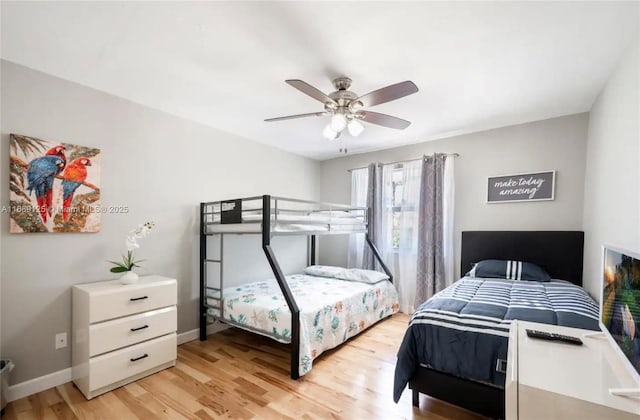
xmin=9 ymin=134 xmax=102 ymax=233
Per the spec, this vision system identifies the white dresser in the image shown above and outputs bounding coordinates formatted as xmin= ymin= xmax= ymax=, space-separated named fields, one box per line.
xmin=72 ymin=275 xmax=178 ymax=399
xmin=506 ymin=320 xmax=640 ymax=419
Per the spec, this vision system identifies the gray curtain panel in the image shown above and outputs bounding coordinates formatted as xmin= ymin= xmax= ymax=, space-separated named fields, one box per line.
xmin=415 ymin=153 xmax=446 ymax=305
xmin=363 ymin=162 xmax=382 ymax=270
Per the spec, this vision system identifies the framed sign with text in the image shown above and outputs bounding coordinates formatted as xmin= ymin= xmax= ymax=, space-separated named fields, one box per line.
xmin=487 ymin=170 xmax=555 ymax=203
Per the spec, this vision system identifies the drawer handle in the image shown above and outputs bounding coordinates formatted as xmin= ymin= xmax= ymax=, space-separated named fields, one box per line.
xmin=130 ymin=296 xmax=148 ymax=302
xmin=130 ymin=354 xmax=148 ymax=362
xmin=130 ymin=325 xmax=149 ymax=332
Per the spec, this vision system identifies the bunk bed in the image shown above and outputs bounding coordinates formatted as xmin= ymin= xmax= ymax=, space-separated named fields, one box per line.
xmin=199 ymin=195 xmax=397 ymax=379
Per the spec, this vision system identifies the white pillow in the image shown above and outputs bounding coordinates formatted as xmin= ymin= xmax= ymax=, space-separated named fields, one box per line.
xmin=304 ymin=265 xmax=346 ymax=278
xmin=335 ymin=268 xmax=390 ymax=284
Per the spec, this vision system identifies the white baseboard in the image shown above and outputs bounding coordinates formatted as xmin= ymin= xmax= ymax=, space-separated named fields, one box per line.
xmin=177 ymin=329 xmax=199 ymax=345
xmin=177 ymin=323 xmax=229 ymax=345
xmin=7 ymin=325 xmax=230 ymax=402
xmin=7 ymin=367 xmax=71 ymax=402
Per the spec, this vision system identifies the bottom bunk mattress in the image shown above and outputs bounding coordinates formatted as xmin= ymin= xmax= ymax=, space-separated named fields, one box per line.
xmin=393 ymin=277 xmax=599 ymax=402
xmin=216 ymin=274 xmax=399 ymax=376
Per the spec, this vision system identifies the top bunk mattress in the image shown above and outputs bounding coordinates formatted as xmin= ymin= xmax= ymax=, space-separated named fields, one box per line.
xmin=205 ymin=212 xmax=366 ymax=234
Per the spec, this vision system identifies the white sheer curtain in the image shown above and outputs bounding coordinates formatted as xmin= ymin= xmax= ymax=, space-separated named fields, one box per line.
xmin=443 ymin=156 xmax=456 ymax=288
xmin=380 ymin=161 xmax=422 ymax=313
xmin=348 ymin=168 xmax=368 ymax=268
xmin=348 ymin=156 xmax=456 ymax=312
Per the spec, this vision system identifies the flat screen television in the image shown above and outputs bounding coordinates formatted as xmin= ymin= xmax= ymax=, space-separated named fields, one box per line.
xmin=601 ymin=245 xmax=640 ymax=385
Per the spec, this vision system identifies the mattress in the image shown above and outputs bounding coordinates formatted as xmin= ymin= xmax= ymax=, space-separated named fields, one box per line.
xmin=393 ymin=277 xmax=599 ymax=402
xmin=213 ymin=274 xmax=399 ymax=376
xmin=205 ymin=212 xmax=366 ymax=234
xmin=207 ymin=222 xmax=366 ymax=234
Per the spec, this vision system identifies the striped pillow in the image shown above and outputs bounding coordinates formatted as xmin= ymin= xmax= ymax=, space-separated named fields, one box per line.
xmin=466 ymin=259 xmax=551 ymax=282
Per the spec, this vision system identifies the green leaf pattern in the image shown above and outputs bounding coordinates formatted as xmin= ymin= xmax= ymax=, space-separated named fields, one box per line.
xmin=221 ymin=274 xmax=399 ymax=376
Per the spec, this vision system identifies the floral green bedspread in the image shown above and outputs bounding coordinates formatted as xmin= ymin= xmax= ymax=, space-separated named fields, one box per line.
xmin=222 ymin=274 xmax=399 ymax=376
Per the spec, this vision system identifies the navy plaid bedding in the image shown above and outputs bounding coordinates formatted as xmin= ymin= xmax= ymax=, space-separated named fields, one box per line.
xmin=393 ymin=277 xmax=599 ymax=402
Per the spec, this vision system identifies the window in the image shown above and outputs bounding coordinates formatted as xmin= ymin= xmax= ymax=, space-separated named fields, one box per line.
xmin=349 ymin=160 xmax=421 ymax=263
xmin=386 ymin=163 xmax=419 ymax=252
xmin=391 ymin=165 xmax=404 ymax=249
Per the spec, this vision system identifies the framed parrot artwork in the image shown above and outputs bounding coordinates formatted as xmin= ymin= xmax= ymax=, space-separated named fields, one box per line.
xmin=9 ymin=134 xmax=102 ymax=233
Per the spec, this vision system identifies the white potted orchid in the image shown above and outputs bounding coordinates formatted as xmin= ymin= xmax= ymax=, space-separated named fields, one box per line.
xmin=109 ymin=221 xmax=155 ymax=284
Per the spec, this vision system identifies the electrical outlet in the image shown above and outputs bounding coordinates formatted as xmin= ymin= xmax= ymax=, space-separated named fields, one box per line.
xmin=55 ymin=332 xmax=67 ymax=350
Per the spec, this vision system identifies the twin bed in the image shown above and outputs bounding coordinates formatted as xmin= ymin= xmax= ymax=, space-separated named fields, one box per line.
xmin=394 ymin=231 xmax=599 ymax=419
xmin=199 ymin=196 xmax=598 ymax=419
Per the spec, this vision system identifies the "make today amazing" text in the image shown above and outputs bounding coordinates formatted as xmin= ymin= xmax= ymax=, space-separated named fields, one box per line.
xmin=494 ymin=176 xmax=545 ymax=199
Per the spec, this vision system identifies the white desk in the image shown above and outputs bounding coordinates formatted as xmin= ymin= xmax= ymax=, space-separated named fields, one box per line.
xmin=506 ymin=320 xmax=640 ymax=419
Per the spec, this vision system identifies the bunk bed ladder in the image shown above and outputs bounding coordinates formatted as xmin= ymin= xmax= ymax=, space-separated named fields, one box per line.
xmin=200 ymin=202 xmax=224 ymax=340
xmin=204 ymin=238 xmax=223 ymax=321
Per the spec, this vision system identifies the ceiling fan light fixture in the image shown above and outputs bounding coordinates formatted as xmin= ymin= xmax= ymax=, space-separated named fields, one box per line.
xmin=324 ymin=102 xmax=338 ymax=112
xmin=323 ymin=124 xmax=339 ymax=140
xmin=330 ymin=113 xmax=347 ymax=132
xmin=347 ymin=119 xmax=365 ymax=137
xmin=348 ymin=100 xmax=364 ymax=111
xmin=266 ymin=77 xmax=419 ymax=147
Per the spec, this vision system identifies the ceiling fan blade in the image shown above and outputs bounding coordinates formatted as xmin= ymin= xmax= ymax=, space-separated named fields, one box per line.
xmin=286 ymin=79 xmax=337 ymax=105
xmin=355 ymin=81 xmax=418 ymax=107
xmin=265 ymin=112 xmax=327 ymax=122
xmin=358 ymin=111 xmax=411 ymax=130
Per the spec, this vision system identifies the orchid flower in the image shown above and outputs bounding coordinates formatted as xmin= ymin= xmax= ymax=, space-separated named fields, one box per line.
xmin=110 ymin=221 xmax=155 ymax=273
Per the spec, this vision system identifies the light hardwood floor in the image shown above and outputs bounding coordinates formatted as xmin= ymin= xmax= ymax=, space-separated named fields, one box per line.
xmin=4 ymin=314 xmax=486 ymax=419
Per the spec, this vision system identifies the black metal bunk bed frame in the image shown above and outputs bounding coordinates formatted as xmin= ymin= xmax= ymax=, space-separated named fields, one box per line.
xmin=199 ymin=194 xmax=392 ymax=380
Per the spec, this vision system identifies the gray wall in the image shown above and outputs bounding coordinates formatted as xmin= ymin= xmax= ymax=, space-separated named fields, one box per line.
xmin=0 ymin=61 xmax=321 ymax=384
xmin=319 ymin=113 xmax=589 ymax=280
xmin=582 ymin=37 xmax=640 ymax=300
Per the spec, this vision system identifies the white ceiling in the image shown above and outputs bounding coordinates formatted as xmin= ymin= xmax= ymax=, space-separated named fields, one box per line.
xmin=2 ymin=2 xmax=638 ymax=160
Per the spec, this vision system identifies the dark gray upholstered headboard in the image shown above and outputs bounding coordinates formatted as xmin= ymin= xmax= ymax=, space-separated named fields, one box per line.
xmin=460 ymin=231 xmax=584 ymax=286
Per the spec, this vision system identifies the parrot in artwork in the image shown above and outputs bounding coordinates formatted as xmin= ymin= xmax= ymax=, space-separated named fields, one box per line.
xmin=43 ymin=144 xmax=67 ymax=217
xmin=45 ymin=144 xmax=66 ymax=168
xmin=61 ymin=158 xmax=92 ymax=222
xmin=26 ymin=155 xmax=66 ymax=223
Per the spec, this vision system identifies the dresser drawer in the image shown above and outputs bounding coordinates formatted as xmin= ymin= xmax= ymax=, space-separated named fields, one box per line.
xmin=89 ymin=333 xmax=176 ymax=392
xmin=89 ymin=280 xmax=176 ymax=323
xmin=89 ymin=306 xmax=177 ymax=356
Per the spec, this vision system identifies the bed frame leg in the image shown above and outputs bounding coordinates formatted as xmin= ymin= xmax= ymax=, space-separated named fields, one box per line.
xmin=412 ymin=389 xmax=419 ymax=407
xmin=199 ymin=202 xmax=207 ymax=341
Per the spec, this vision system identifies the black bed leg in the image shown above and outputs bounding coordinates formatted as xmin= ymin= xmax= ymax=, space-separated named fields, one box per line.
xmin=412 ymin=389 xmax=419 ymax=407
xmin=290 ymin=310 xmax=300 ymax=380
xmin=199 ymin=203 xmax=207 ymax=341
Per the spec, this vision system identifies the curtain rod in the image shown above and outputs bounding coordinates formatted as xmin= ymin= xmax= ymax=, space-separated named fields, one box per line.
xmin=347 ymin=153 xmax=460 ymax=172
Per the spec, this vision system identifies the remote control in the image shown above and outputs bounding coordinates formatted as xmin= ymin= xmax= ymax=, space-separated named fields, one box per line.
xmin=526 ymin=329 xmax=583 ymax=345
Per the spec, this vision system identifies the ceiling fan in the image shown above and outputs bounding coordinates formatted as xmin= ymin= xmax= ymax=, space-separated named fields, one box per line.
xmin=265 ymin=77 xmax=418 ymax=140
